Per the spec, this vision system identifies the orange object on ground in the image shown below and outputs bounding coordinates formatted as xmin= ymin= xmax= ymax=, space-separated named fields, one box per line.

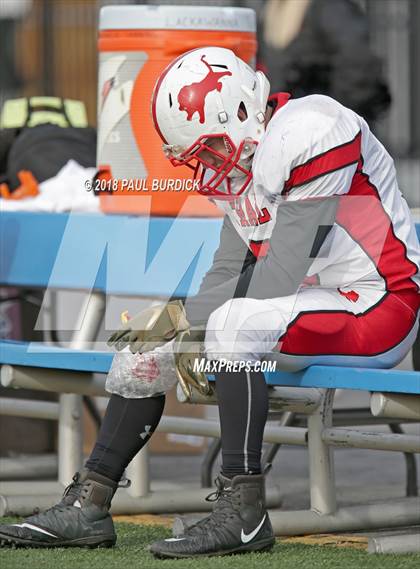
xmin=0 ymin=171 xmax=39 ymax=200
xmin=97 ymin=5 xmax=257 ymax=217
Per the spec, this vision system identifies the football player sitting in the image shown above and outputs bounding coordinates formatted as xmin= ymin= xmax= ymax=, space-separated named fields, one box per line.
xmin=1 ymin=47 xmax=418 ymax=558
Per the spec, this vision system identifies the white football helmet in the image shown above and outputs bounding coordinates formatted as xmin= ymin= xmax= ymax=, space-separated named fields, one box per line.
xmin=151 ymin=46 xmax=270 ymax=199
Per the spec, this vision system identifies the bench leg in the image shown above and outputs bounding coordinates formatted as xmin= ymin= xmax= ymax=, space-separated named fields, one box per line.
xmin=201 ymin=438 xmax=222 ymax=488
xmin=307 ymin=388 xmax=337 ymax=515
xmin=389 ymin=423 xmax=418 ymax=497
xmin=126 ymin=445 xmax=150 ymax=497
xmin=58 ymin=291 xmax=106 ymax=485
xmin=58 ymin=394 xmax=83 ymax=485
xmin=70 ymin=291 xmax=106 ymax=351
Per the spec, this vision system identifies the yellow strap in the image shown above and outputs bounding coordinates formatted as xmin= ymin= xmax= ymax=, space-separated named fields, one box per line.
xmin=64 ymin=100 xmax=88 ymax=128
xmin=27 ymin=111 xmax=69 ymax=128
xmin=0 ymin=98 xmax=28 ymax=128
xmin=0 ymin=97 xmax=88 ymax=128
xmin=30 ymin=96 xmax=63 ymax=109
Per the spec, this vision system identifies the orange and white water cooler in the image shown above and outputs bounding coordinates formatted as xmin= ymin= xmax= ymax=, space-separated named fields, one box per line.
xmin=97 ymin=4 xmax=257 ymax=217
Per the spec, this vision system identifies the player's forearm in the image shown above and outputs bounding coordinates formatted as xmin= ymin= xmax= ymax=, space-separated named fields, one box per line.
xmin=195 ymin=215 xmax=254 ymax=295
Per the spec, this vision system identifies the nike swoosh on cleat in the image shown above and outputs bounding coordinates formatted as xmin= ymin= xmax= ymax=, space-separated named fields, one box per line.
xmin=164 ymin=538 xmax=187 ymax=542
xmin=12 ymin=523 xmax=58 ymax=538
xmin=240 ymin=514 xmax=267 ymax=544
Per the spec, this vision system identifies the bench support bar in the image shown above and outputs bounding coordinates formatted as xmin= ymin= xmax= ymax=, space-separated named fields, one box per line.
xmin=370 ymin=392 xmax=420 ymax=421
xmin=0 ymin=397 xmax=59 ymax=420
xmin=0 ymin=486 xmax=282 ymax=517
xmin=0 ymin=455 xmax=57 ymax=480
xmin=323 ymin=428 xmax=420 ymax=453
xmin=177 ymin=384 xmax=322 ymax=414
xmin=270 ymin=498 xmax=420 ymax=535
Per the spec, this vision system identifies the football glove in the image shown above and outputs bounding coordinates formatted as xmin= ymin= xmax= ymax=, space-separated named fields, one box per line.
xmin=174 ymin=328 xmax=213 ymax=401
xmin=107 ymin=300 xmax=189 ymax=354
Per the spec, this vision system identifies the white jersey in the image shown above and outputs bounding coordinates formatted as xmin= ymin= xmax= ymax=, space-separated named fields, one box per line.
xmin=216 ymin=94 xmax=420 ymax=295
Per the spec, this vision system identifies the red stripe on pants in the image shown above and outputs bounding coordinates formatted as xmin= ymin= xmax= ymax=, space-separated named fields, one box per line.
xmin=278 ymin=292 xmax=418 ymax=356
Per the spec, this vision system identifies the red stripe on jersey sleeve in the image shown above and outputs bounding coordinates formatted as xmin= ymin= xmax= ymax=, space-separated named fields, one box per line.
xmin=283 ymin=131 xmax=362 ymax=195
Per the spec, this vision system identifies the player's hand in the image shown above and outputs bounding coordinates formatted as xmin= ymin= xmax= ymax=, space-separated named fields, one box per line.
xmin=107 ymin=300 xmax=190 ymax=354
xmin=174 ymin=328 xmax=213 ymax=400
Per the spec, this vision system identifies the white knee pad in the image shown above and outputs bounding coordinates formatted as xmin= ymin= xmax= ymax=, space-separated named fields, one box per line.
xmin=205 ymin=297 xmax=289 ymax=362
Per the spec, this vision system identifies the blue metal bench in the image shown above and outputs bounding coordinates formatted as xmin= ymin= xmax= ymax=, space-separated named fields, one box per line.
xmin=1 ymin=211 xmax=419 ymax=392
xmin=1 ymin=340 xmax=419 ymax=393
xmin=0 ymin=210 xmax=419 ymax=534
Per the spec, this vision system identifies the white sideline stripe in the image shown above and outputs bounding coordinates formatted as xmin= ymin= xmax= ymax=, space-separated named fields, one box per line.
xmin=12 ymin=523 xmax=58 ymax=538
xmin=244 ymin=371 xmax=252 ymax=473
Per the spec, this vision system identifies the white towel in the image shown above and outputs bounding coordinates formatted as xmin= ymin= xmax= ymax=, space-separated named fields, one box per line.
xmin=0 ymin=160 xmax=99 ymax=213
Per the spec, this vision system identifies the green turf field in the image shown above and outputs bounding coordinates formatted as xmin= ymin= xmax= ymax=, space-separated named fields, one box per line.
xmin=0 ymin=519 xmax=419 ymax=569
